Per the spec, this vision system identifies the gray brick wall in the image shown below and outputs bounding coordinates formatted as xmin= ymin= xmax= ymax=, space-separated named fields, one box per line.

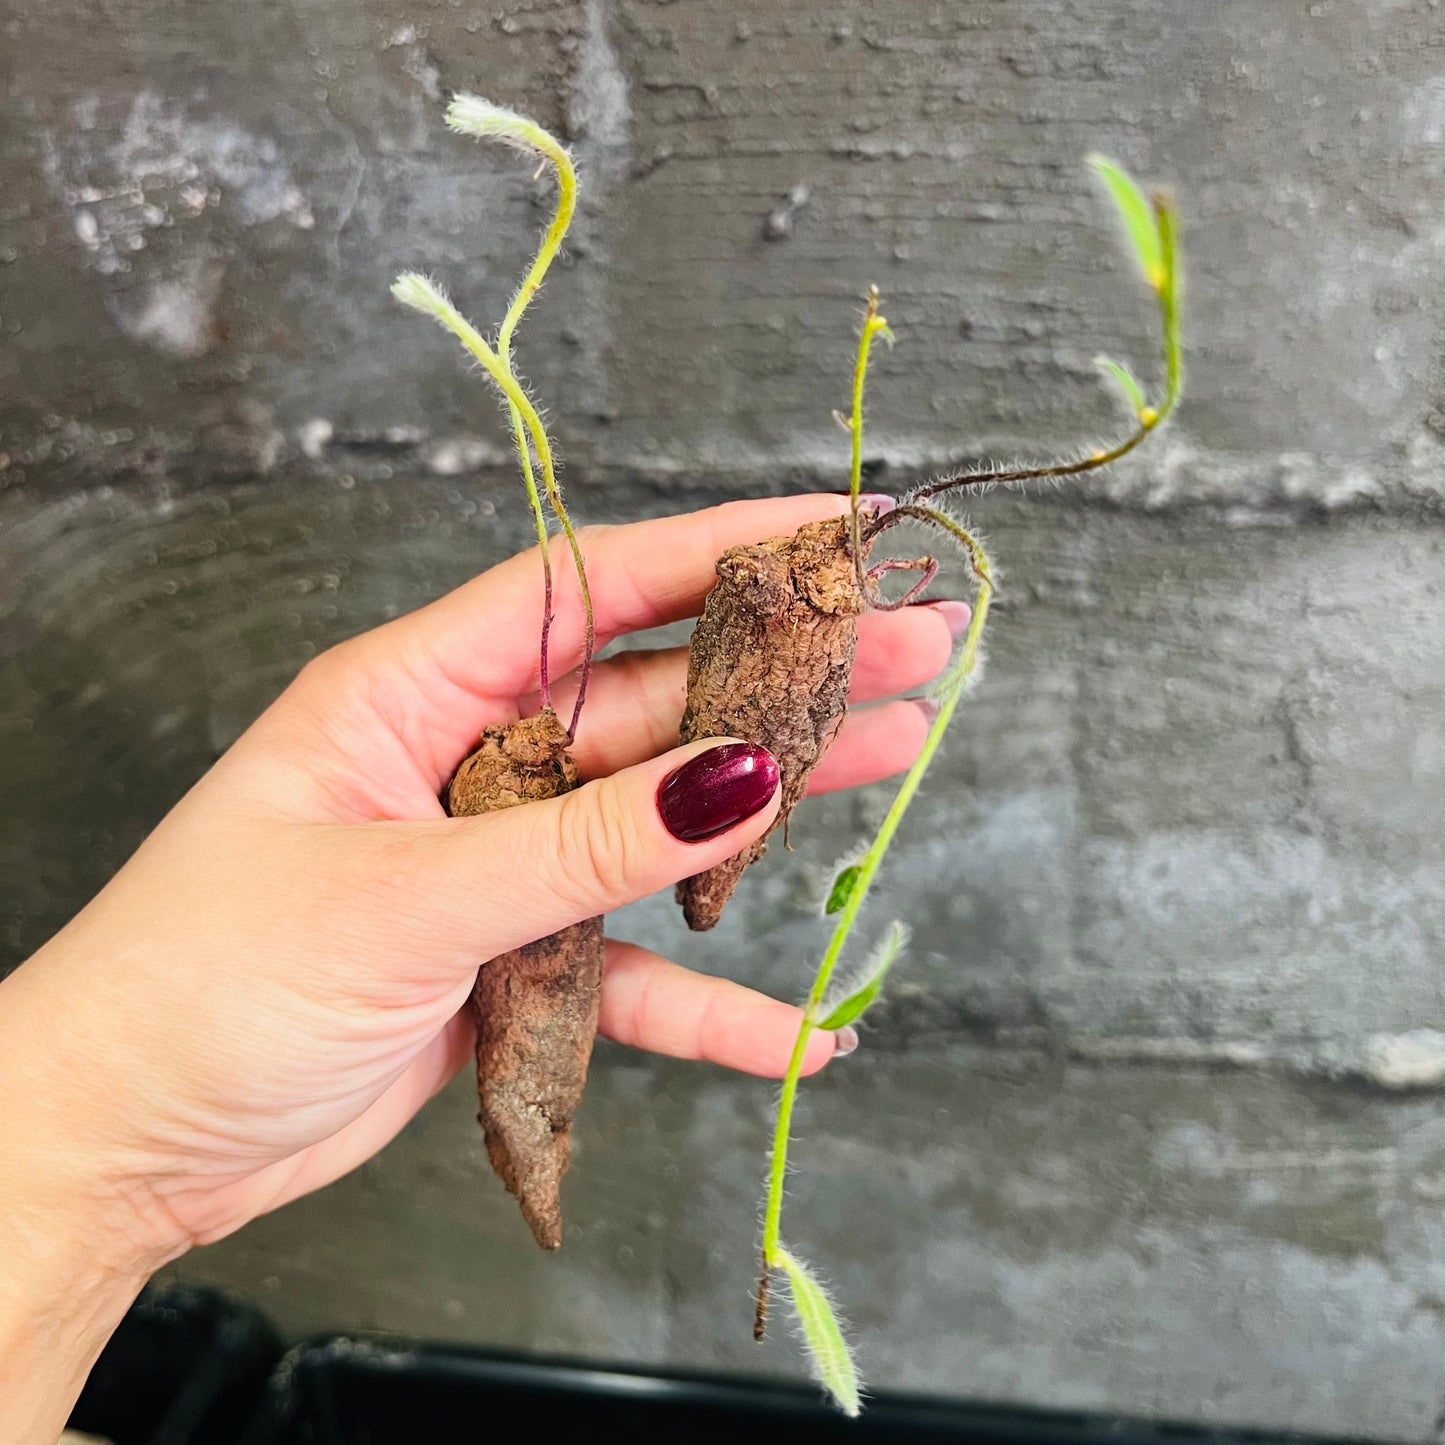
xmin=3 ymin=0 xmax=1444 ymax=1434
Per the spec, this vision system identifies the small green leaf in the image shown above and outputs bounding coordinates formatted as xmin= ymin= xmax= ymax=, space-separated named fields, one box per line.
xmin=824 ymin=864 xmax=863 ymax=916
xmin=1153 ymin=192 xmax=1180 ymax=306
xmin=446 ymin=94 xmax=560 ymax=161
xmin=391 ymin=271 xmax=451 ymax=317
xmin=1093 ymin=356 xmax=1148 ymax=420
xmin=777 ymin=1247 xmax=861 ymax=1416
xmin=1088 ymin=155 xmax=1165 ymax=293
xmin=818 ymin=921 xmax=906 ymax=1031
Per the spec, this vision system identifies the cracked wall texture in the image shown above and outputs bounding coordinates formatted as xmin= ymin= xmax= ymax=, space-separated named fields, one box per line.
xmin=3 ymin=0 xmax=1445 ymax=1437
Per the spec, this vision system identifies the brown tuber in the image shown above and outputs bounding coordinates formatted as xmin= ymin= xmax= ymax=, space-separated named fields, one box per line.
xmin=678 ymin=516 xmax=869 ymax=930
xmin=446 ymin=708 xmax=604 ymax=1249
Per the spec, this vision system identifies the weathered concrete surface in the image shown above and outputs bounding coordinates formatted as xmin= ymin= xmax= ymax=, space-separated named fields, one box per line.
xmin=3 ymin=0 xmax=1445 ymax=506
xmin=4 ymin=0 xmax=1445 ymax=1436
xmin=165 ymin=1049 xmax=1445 ymax=1440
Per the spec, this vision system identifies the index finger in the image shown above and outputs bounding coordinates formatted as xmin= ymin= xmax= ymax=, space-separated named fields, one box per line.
xmin=397 ymin=491 xmax=860 ymax=691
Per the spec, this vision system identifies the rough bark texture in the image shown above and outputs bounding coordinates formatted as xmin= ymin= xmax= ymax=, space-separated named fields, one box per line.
xmin=677 ymin=516 xmax=865 ymax=930
xmin=445 ymin=707 xmax=603 ymax=1251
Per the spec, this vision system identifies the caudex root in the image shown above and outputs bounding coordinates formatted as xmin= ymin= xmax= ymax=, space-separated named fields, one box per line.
xmin=392 ymin=97 xmax=600 ymax=1249
xmin=678 ymin=516 xmax=867 ymax=929
xmin=446 ymin=710 xmax=602 ymax=1249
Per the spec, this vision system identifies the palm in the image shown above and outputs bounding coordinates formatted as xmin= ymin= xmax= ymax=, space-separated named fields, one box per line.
xmin=64 ymin=497 xmax=958 ymax=1246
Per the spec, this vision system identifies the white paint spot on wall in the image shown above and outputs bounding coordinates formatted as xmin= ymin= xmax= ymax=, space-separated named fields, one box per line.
xmin=296 ymin=418 xmax=335 ymax=460
xmin=1361 ymin=1030 xmax=1445 ymax=1090
xmin=105 ymin=254 xmax=224 ymax=359
xmin=46 ymin=91 xmax=314 ymax=275
xmin=43 ymin=90 xmax=314 ymax=354
xmin=1400 ymin=76 xmax=1445 ymax=156
xmin=425 ymin=436 xmax=507 ymax=476
xmin=568 ymin=0 xmax=631 ymax=183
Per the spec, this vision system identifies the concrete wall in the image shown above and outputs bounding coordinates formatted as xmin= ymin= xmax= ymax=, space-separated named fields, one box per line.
xmin=3 ymin=0 xmax=1445 ymax=1436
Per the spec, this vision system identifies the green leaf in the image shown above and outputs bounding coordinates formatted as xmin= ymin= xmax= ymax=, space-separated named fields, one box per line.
xmin=824 ymin=864 xmax=863 ymax=916
xmin=777 ymin=1247 xmax=861 ymax=1416
xmin=391 ymin=271 xmax=451 ymax=318
xmin=1153 ymin=191 xmax=1180 ymax=307
xmin=446 ymin=94 xmax=561 ymax=162
xmin=1093 ymin=356 xmax=1148 ymax=420
xmin=1087 ymin=155 xmax=1165 ymax=293
xmin=817 ymin=922 xmax=906 ymax=1031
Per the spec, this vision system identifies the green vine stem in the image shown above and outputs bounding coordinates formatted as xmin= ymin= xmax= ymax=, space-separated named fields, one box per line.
xmin=393 ymin=97 xmax=595 ymax=736
xmin=911 ymin=158 xmax=1181 ymax=505
xmin=845 ymin=285 xmax=895 ymax=585
xmin=755 ymin=156 xmax=1182 ymax=1416
xmin=753 ymin=511 xmax=994 ymax=1395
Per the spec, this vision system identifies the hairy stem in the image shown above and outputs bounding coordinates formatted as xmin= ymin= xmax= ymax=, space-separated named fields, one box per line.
xmin=757 ymin=542 xmax=994 ymax=1335
xmin=913 ymin=189 xmax=1181 ymax=504
xmin=847 ymin=287 xmax=894 ymax=588
xmin=391 ymin=277 xmax=588 ymax=720
xmin=481 ymin=110 xmax=593 ymax=733
xmin=412 ymin=97 xmax=595 ymax=734
xmin=509 ymin=427 xmax=556 ymax=709
xmin=752 ymin=160 xmax=1182 ymax=1413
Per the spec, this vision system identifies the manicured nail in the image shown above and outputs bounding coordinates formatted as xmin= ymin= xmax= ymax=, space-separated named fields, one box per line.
xmin=926 ymin=599 xmax=972 ymax=638
xmin=657 ymin=742 xmax=780 ymax=843
xmin=826 ymin=490 xmax=896 ymax=515
xmin=834 ymin=1027 xmax=861 ymax=1057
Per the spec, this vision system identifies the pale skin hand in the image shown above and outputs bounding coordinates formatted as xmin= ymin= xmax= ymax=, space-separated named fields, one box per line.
xmin=0 ymin=494 xmax=963 ymax=1444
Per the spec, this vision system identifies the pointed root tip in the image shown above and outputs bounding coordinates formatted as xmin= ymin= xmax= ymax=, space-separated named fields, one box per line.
xmin=516 ymin=1176 xmax=565 ymax=1250
xmin=485 ymin=1121 xmax=568 ymax=1250
xmin=524 ymin=1211 xmax=563 ymax=1250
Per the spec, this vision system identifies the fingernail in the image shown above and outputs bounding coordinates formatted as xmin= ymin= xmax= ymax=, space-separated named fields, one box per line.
xmin=657 ymin=742 xmax=780 ymax=843
xmin=926 ymin=599 xmax=972 ymax=638
xmin=908 ymin=694 xmax=941 ymax=725
xmin=834 ymin=1026 xmax=861 ymax=1057
xmin=826 ymin=491 xmax=896 ymax=515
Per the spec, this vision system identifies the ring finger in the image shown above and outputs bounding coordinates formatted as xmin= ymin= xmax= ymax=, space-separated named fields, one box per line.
xmin=548 ymin=600 xmax=963 ymax=781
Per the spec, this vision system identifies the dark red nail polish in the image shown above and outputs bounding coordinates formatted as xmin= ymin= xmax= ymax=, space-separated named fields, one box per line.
xmin=657 ymin=743 xmax=780 ymax=843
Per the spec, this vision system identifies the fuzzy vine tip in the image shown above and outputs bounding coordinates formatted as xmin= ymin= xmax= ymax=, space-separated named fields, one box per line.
xmin=446 ymin=94 xmax=571 ymax=163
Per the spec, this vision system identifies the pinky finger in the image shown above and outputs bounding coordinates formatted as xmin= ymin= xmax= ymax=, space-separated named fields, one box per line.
xmin=805 ymin=697 xmax=933 ymax=797
xmin=599 ymin=940 xmax=845 ymax=1078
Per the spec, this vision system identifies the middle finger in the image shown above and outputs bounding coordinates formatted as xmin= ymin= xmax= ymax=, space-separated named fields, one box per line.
xmin=554 ymin=600 xmax=963 ymax=780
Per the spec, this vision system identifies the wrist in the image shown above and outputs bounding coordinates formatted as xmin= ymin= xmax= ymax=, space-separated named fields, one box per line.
xmin=0 ymin=930 xmax=195 ymax=1262
xmin=0 ymin=1195 xmax=154 ymax=1445
xmin=0 ymin=956 xmax=185 ymax=1443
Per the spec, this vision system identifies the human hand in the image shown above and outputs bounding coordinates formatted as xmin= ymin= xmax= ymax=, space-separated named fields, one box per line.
xmin=0 ymin=494 xmax=963 ymax=1440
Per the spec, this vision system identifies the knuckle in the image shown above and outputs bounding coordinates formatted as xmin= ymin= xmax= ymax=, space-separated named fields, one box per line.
xmin=282 ymin=644 xmax=371 ymax=733
xmin=291 ymin=639 xmax=358 ymax=699
xmin=552 ymin=780 xmax=645 ymax=913
xmin=569 ymin=522 xmax=614 ymax=554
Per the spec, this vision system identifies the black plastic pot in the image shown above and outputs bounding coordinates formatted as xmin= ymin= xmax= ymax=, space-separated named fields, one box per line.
xmin=236 ymin=1335 xmax=1362 ymax=1445
xmin=67 ymin=1284 xmax=282 ymax=1445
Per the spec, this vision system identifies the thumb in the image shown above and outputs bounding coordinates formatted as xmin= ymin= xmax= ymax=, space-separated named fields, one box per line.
xmin=403 ymin=738 xmax=781 ymax=960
